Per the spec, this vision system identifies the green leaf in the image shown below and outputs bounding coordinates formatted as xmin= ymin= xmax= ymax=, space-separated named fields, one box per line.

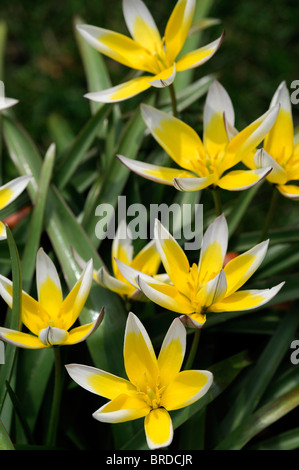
xmin=0 ymin=227 xmax=22 ymax=413
xmin=54 ymin=105 xmax=111 ymax=190
xmin=21 ymin=143 xmax=56 ymax=292
xmin=0 ymin=417 xmax=14 ymax=450
xmin=82 ymin=101 xmax=152 ymax=245
xmin=215 ymin=384 xmax=299 ymax=450
xmin=248 ymin=427 xmax=299 ymax=450
xmin=220 ymin=303 xmax=299 ymax=435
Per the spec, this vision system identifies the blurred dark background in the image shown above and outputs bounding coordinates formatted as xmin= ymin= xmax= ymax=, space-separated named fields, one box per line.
xmin=0 ymin=0 xmax=298 ymax=147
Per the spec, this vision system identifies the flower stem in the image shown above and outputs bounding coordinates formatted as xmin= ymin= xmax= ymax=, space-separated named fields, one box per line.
xmin=184 ymin=329 xmax=201 ymax=370
xmin=259 ymin=186 xmax=279 ymax=242
xmin=168 ymin=83 xmax=178 ymax=118
xmin=46 ymin=346 xmax=63 ymax=448
xmin=212 ymin=188 xmax=222 ymax=216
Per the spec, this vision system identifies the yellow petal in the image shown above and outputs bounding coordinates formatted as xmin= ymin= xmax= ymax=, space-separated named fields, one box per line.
xmin=176 ymin=31 xmax=224 ymax=72
xmin=225 ymin=105 xmax=280 ymax=170
xmin=158 ymin=318 xmax=186 ymax=387
xmin=198 ymin=214 xmax=228 ymax=285
xmin=211 ymin=283 xmax=284 ymax=313
xmin=59 ymin=260 xmax=93 ymax=331
xmin=111 ymin=220 xmax=134 ymax=282
xmin=138 ymin=276 xmax=195 ymax=314
xmin=0 ymin=328 xmax=46 ymax=349
xmin=224 ymin=241 xmax=269 ymax=296
xmin=84 ymin=76 xmax=152 ymax=103
xmin=131 ymin=240 xmax=161 ymax=276
xmin=122 ymin=0 xmax=161 ymax=52
xmin=96 ymin=266 xmax=135 ymax=297
xmin=154 ymin=219 xmax=190 ymax=291
xmin=161 ymin=370 xmax=213 ymax=410
xmin=124 ymin=312 xmax=159 ymax=391
xmin=36 ymin=248 xmax=63 ymax=320
xmin=264 ymin=81 xmax=294 ymax=163
xmin=144 ymin=408 xmax=173 ymax=450
xmin=164 ymin=0 xmax=196 ymax=63
xmin=0 ymin=175 xmax=31 ymax=211
xmin=93 ymin=393 xmax=150 ymax=423
xmin=64 ymin=308 xmax=104 ymax=345
xmin=218 ymin=168 xmax=272 ymax=191
xmin=76 ymin=24 xmax=155 ymax=72
xmin=0 ymin=221 xmax=7 ymax=240
xmin=141 ymin=103 xmax=205 ymax=172
xmin=65 ymin=363 xmax=135 ymax=400
xmin=277 ymin=184 xmax=299 ymax=200
xmin=117 ymin=154 xmax=195 ymax=185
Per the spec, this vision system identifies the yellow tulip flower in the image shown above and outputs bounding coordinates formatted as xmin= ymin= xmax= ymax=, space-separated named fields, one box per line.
xmin=66 ymin=312 xmax=213 ymax=449
xmin=119 ymin=216 xmax=284 ymax=328
xmin=243 ymin=81 xmax=299 ymax=200
xmin=117 ymin=80 xmax=279 ymax=192
xmin=0 ymin=248 xmax=103 ymax=348
xmin=0 ymin=175 xmax=31 ymax=240
xmin=76 ymin=0 xmax=224 ymax=103
xmin=75 ymin=220 xmax=164 ymax=300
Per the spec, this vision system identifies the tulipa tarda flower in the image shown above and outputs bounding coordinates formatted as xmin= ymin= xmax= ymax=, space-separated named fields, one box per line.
xmin=0 ymin=175 xmax=31 ymax=240
xmin=0 ymin=248 xmax=103 ymax=348
xmin=75 ymin=220 xmax=165 ymax=300
xmin=66 ymin=312 xmax=213 ymax=449
xmin=123 ymin=216 xmax=284 ymax=328
xmin=117 ymin=80 xmax=280 ymax=192
xmin=243 ymin=81 xmax=299 ymax=200
xmin=76 ymin=0 xmax=224 ymax=103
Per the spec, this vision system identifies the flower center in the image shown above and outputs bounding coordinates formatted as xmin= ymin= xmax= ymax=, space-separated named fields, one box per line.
xmin=39 ymin=325 xmax=69 ymax=346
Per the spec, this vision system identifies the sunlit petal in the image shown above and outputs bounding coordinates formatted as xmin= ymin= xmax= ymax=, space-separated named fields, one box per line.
xmin=144 ymin=408 xmax=173 ymax=450
xmin=117 ymin=154 xmax=194 ymax=185
xmin=154 ymin=219 xmax=190 ymax=289
xmin=277 ymin=184 xmax=299 ymax=200
xmin=0 ymin=175 xmax=31 ymax=211
xmin=65 ymin=362 xmax=134 ymax=400
xmin=198 ymin=214 xmax=228 ymax=285
xmin=111 ymin=220 xmax=134 ymax=281
xmin=161 ymin=370 xmax=213 ymax=410
xmin=122 ymin=0 xmax=161 ymax=52
xmin=124 ymin=312 xmax=159 ymax=390
xmin=164 ymin=0 xmax=196 ymax=63
xmin=224 ymin=240 xmax=269 ymax=296
xmin=93 ymin=394 xmax=150 ymax=423
xmin=76 ymin=24 xmax=154 ymax=72
xmin=176 ymin=31 xmax=224 ymax=71
xmin=158 ymin=318 xmax=186 ymax=387
xmin=211 ymin=282 xmax=285 ymax=312
xmin=0 ymin=328 xmax=46 ymax=349
xmin=138 ymin=276 xmax=195 ymax=314
xmin=130 ymin=239 xmax=161 ymax=276
xmin=36 ymin=248 xmax=63 ymax=319
xmin=60 ymin=259 xmax=93 ymax=330
xmin=148 ymin=65 xmax=176 ymax=88
xmin=65 ymin=307 xmax=105 ymax=345
xmin=225 ymin=105 xmax=280 ymax=170
xmin=84 ymin=76 xmax=152 ymax=103
xmin=141 ymin=103 xmax=205 ymax=172
xmin=264 ymin=81 xmax=294 ymax=162
xmin=218 ymin=167 xmax=272 ymax=191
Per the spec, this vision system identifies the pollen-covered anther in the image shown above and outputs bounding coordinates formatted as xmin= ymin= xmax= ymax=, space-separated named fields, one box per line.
xmin=39 ymin=326 xmax=69 ymax=346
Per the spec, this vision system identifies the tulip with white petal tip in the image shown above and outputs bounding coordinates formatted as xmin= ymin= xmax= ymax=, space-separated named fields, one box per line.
xmin=77 ymin=0 xmax=224 ymax=103
xmin=0 ymin=248 xmax=103 ymax=348
xmin=117 ymin=80 xmax=279 ymax=192
xmin=130 ymin=216 xmax=285 ymax=328
xmin=66 ymin=312 xmax=213 ymax=450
